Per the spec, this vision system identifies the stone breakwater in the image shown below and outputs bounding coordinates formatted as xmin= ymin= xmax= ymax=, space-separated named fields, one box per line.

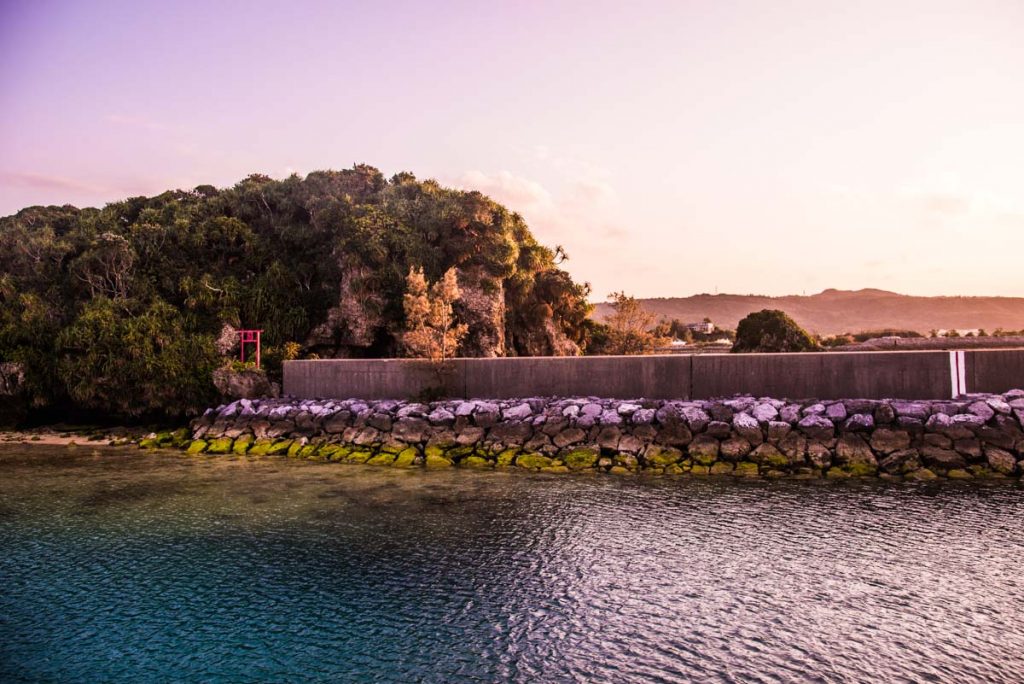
xmin=173 ymin=392 xmax=1024 ymax=479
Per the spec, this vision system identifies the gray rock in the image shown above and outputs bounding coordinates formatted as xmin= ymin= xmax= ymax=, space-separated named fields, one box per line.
xmin=835 ymin=433 xmax=876 ymax=465
xmin=779 ymin=404 xmax=802 ymax=424
xmin=681 ymin=406 xmax=710 ymax=433
xmin=767 ymin=421 xmax=792 ymax=441
xmin=597 ymin=427 xmax=622 ymax=450
xmin=706 ymin=421 xmax=732 ymax=438
xmin=798 ymin=415 xmax=835 ymax=441
xmin=892 ymin=401 xmax=929 ymax=420
xmin=632 ymin=408 xmax=656 ymax=425
xmin=921 ymin=446 xmax=967 ymax=470
xmin=870 ymin=428 xmax=911 ymax=454
xmin=802 ymin=403 xmax=826 ymax=416
xmin=600 ymin=410 xmax=623 ymax=426
xmin=879 ymin=449 xmax=921 ymax=474
xmin=503 ymin=403 xmax=533 ymax=421
xmin=843 ymin=413 xmax=874 ymax=432
xmin=733 ymin=412 xmax=764 ymax=445
xmin=752 ymin=403 xmax=779 ymax=423
xmin=985 ymin=447 xmax=1017 ymax=475
xmin=720 ymin=436 xmax=752 ymax=462
xmin=826 ymin=403 xmax=848 ymax=422
xmin=553 ymin=427 xmax=587 ymax=448
xmin=392 ymin=417 xmax=429 ymax=442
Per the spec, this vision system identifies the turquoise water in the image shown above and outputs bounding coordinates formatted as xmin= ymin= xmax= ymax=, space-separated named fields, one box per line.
xmin=2 ymin=445 xmax=1023 ymax=683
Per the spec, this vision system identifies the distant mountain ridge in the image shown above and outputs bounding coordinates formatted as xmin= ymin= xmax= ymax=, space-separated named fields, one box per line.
xmin=591 ymin=289 xmax=1024 ymax=336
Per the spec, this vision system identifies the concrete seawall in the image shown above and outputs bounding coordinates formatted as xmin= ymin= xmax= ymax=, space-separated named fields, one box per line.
xmin=284 ymin=349 xmax=1024 ymax=401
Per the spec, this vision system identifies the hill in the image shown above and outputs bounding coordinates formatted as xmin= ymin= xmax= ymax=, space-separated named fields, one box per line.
xmin=0 ymin=166 xmax=592 ymax=420
xmin=592 ymin=289 xmax=1024 ymax=336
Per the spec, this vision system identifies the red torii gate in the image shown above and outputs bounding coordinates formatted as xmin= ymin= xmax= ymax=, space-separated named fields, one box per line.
xmin=238 ymin=329 xmax=262 ymax=369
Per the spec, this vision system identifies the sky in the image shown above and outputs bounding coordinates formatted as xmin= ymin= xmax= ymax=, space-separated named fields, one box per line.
xmin=2 ymin=0 xmax=1023 ymax=300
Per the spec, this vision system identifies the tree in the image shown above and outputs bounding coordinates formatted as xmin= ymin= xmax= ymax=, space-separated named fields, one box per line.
xmin=603 ymin=292 xmax=668 ymax=355
xmin=732 ymin=309 xmax=819 ymax=353
xmin=402 ymin=267 xmax=468 ymax=362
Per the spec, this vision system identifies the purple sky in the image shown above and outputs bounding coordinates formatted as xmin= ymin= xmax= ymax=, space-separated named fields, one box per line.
xmin=2 ymin=0 xmax=1023 ymax=298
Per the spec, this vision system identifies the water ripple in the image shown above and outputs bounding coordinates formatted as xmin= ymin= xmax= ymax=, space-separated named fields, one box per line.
xmin=0 ymin=447 xmax=1022 ymax=682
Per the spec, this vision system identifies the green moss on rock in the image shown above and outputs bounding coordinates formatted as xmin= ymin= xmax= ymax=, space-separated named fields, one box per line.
xmin=709 ymin=462 xmax=734 ymax=475
xmin=690 ymin=465 xmax=710 ymax=476
xmin=841 ymin=462 xmax=878 ymax=477
xmin=645 ymin=446 xmax=683 ymax=466
xmin=206 ymin=437 xmax=234 ymax=454
xmin=947 ymin=468 xmax=972 ymax=479
xmin=517 ymin=453 xmax=553 ymax=469
xmin=138 ymin=437 xmax=159 ymax=450
xmin=734 ymin=461 xmax=759 ymax=477
xmin=496 ymin=448 xmax=519 ymax=466
xmin=905 ymin=468 xmax=938 ymax=481
xmin=233 ymin=434 xmax=254 ymax=455
xmin=248 ymin=438 xmax=274 ymax=455
xmin=186 ymin=439 xmax=208 ymax=454
xmin=367 ymin=452 xmax=396 ymax=466
xmin=393 ymin=447 xmax=420 ymax=468
xmin=346 ymin=450 xmax=373 ymax=464
xmin=564 ymin=448 xmax=598 ymax=470
xmin=541 ymin=465 xmax=570 ymax=473
xmin=425 ymin=454 xmax=453 ymax=468
xmin=460 ymin=456 xmax=491 ymax=469
xmin=267 ymin=439 xmax=293 ymax=456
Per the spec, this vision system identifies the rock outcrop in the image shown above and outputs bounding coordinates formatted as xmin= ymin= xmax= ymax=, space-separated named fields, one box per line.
xmin=179 ymin=391 xmax=1024 ymax=479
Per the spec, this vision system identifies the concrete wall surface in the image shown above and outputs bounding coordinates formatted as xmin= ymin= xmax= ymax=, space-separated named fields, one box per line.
xmin=284 ymin=349 xmax=1024 ymax=401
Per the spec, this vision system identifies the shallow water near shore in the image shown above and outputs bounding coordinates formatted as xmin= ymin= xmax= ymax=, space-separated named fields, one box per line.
xmin=2 ymin=445 xmax=1023 ymax=683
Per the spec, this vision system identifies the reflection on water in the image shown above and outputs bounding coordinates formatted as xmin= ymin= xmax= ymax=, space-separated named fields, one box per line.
xmin=1 ymin=445 xmax=1023 ymax=683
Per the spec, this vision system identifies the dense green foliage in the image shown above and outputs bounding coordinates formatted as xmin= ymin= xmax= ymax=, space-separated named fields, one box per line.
xmin=732 ymin=309 xmax=819 ymax=353
xmin=0 ymin=166 xmax=592 ymax=419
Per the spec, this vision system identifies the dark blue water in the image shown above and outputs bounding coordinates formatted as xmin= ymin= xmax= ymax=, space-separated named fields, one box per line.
xmin=2 ymin=445 xmax=1023 ymax=683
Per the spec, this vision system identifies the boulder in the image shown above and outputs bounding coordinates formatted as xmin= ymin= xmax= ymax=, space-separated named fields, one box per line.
xmin=798 ymin=415 xmax=835 ymax=441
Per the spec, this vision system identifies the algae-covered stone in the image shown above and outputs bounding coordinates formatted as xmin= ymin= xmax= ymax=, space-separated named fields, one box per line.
xmin=393 ymin=447 xmax=419 ymax=468
xmin=367 ymin=452 xmax=396 ymax=466
xmin=317 ymin=443 xmax=342 ymax=460
xmin=905 ymin=468 xmax=938 ymax=481
xmin=424 ymin=444 xmax=447 ymax=460
xmin=248 ymin=438 xmax=274 ymax=455
xmin=690 ymin=465 xmax=710 ymax=476
xmin=825 ymin=467 xmax=850 ymax=479
xmin=496 ymin=448 xmax=519 ymax=466
xmin=138 ymin=437 xmax=159 ymax=449
xmin=425 ymin=454 xmax=453 ymax=468
xmin=663 ymin=463 xmax=685 ymax=476
xmin=734 ymin=461 xmax=759 ymax=477
xmin=841 ymin=462 xmax=878 ymax=477
xmin=517 ymin=453 xmax=553 ymax=469
xmin=564 ymin=447 xmax=599 ymax=470
xmin=709 ymin=462 xmax=733 ymax=475
xmin=688 ymin=435 xmax=720 ymax=465
xmin=186 ymin=439 xmax=208 ymax=454
xmin=287 ymin=441 xmax=305 ymax=458
xmin=170 ymin=428 xmax=192 ymax=448
xmin=541 ymin=465 xmax=570 ymax=474
xmin=643 ymin=445 xmax=683 ymax=467
xmin=609 ymin=466 xmax=633 ymax=475
xmin=298 ymin=444 xmax=319 ymax=459
xmin=267 ymin=439 xmax=293 ymax=456
xmin=328 ymin=445 xmax=353 ymax=461
xmin=946 ymin=468 xmax=972 ymax=479
xmin=346 ymin=450 xmax=373 ymax=464
xmin=460 ymin=455 xmax=491 ymax=469
xmin=207 ymin=437 xmax=234 ymax=454
xmin=233 ymin=434 xmax=254 ymax=455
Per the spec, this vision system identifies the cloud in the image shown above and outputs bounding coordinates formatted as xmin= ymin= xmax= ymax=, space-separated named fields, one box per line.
xmin=104 ymin=114 xmax=170 ymax=132
xmin=458 ymin=169 xmax=552 ymax=210
xmin=0 ymin=170 xmax=110 ymax=194
xmin=455 ymin=168 xmax=626 ymax=251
